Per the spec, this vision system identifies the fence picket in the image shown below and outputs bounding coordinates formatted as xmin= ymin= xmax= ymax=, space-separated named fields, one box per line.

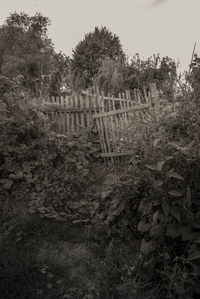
xmin=85 ymin=94 xmax=90 ymax=129
xmin=41 ymin=84 xmax=160 ymax=163
xmin=93 ymin=95 xmax=106 ymax=162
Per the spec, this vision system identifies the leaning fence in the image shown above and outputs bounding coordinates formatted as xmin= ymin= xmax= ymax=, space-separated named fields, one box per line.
xmin=40 ymin=83 xmax=161 ymax=163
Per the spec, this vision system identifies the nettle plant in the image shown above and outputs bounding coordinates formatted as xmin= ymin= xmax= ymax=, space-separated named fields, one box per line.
xmin=137 ymin=138 xmax=200 ymax=297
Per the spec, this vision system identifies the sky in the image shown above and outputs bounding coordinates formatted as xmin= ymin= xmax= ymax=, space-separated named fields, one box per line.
xmin=0 ymin=0 xmax=199 ymax=71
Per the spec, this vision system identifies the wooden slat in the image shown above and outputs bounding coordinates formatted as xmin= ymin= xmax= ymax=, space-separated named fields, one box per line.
xmin=74 ymin=94 xmax=79 ymax=134
xmin=94 ymin=95 xmax=107 ymax=163
xmin=93 ymin=103 xmax=150 ymax=118
xmin=111 ymin=95 xmax=119 ymax=163
xmin=100 ymin=151 xmax=135 ymax=158
xmin=123 ymin=92 xmax=129 ymax=126
xmin=149 ymin=83 xmax=160 ymax=122
xmin=57 ymin=110 xmax=61 ymax=132
xmin=56 ymin=96 xmax=59 ymax=104
xmin=107 ymin=94 xmax=116 ymax=156
xmin=103 ymin=96 xmax=130 ymax=102
xmin=85 ymin=94 xmax=90 ymax=128
xmin=118 ymin=93 xmax=125 ymax=130
xmin=40 ymin=107 xmax=96 ymax=113
xmin=67 ymin=96 xmax=72 ymax=134
xmin=71 ymin=96 xmax=75 ymax=134
xmin=143 ymin=87 xmax=149 ymax=104
xmin=101 ymin=93 xmax=110 ymax=163
xmin=79 ymin=94 xmax=86 ymax=131
xmin=101 ymin=93 xmax=114 ymax=164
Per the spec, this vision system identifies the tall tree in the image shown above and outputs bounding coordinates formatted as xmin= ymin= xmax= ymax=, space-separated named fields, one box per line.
xmin=49 ymin=52 xmax=71 ymax=95
xmin=0 ymin=12 xmax=56 ymax=96
xmin=71 ymin=26 xmax=125 ymax=90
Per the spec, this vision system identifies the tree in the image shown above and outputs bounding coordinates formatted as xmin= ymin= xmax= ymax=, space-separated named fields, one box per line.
xmin=0 ymin=12 xmax=56 ymax=96
xmin=187 ymin=53 xmax=200 ymax=98
xmin=71 ymin=26 xmax=125 ymax=90
xmin=123 ymin=54 xmax=177 ymax=99
xmin=49 ymin=52 xmax=71 ymax=95
xmin=94 ymin=56 xmax=125 ymax=95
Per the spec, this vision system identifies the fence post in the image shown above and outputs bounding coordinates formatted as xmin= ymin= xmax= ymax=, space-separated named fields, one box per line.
xmin=149 ymin=83 xmax=160 ymax=122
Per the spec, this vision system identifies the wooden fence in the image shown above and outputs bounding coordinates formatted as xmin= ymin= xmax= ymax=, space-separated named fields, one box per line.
xmin=41 ymin=83 xmax=161 ymax=163
xmin=41 ymin=93 xmax=96 ymax=135
xmin=93 ymin=83 xmax=160 ymax=163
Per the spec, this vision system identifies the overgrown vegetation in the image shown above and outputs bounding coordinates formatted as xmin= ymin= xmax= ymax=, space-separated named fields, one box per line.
xmin=1 ymin=11 xmax=200 ymax=299
xmin=89 ymin=88 xmax=200 ymax=298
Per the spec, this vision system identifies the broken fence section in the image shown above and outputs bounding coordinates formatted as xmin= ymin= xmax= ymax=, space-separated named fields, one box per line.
xmin=40 ymin=83 xmax=161 ymax=164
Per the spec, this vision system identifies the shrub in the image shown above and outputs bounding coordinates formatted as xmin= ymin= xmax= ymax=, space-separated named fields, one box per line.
xmin=0 ymin=91 xmax=99 ymax=229
xmin=90 ymin=95 xmax=200 ymax=298
xmin=129 ymin=99 xmax=200 ymax=298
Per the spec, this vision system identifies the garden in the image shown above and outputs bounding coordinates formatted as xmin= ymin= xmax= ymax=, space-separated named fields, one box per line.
xmin=0 ymin=12 xmax=200 ymax=299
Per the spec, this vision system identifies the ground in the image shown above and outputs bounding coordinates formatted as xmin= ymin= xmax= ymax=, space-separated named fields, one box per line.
xmin=0 ymin=163 xmax=142 ymax=299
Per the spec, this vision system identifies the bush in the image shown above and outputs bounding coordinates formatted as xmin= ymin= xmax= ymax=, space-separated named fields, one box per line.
xmin=0 ymin=92 xmax=99 ymax=230
xmin=126 ymin=98 xmax=200 ymax=298
xmin=90 ymin=95 xmax=200 ymax=298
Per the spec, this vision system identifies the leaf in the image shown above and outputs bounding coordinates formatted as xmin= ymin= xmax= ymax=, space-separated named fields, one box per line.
xmin=164 ymin=252 xmax=170 ymax=260
xmin=192 ymin=222 xmax=200 ymax=229
xmin=162 ymin=201 xmax=169 ymax=218
xmin=153 ymin=138 xmax=160 ymax=149
xmin=184 ymin=187 xmax=191 ymax=208
xmin=82 ymin=169 xmax=89 ymax=177
xmin=165 ymin=156 xmax=173 ymax=161
xmin=157 ymin=160 xmax=165 ymax=171
xmin=168 ymin=141 xmax=180 ymax=149
xmin=168 ymin=190 xmax=182 ymax=197
xmin=180 ymin=225 xmax=198 ymax=241
xmin=192 ymin=239 xmax=200 ymax=244
xmin=153 ymin=210 xmax=159 ymax=225
xmin=145 ymin=164 xmax=158 ymax=171
xmin=153 ymin=180 xmax=163 ymax=188
xmin=140 ymin=239 xmax=155 ymax=257
xmin=170 ymin=207 xmax=181 ymax=222
xmin=166 ymin=171 xmax=184 ymax=181
xmin=1 ymin=178 xmax=13 ymax=190
xmin=169 ymin=142 xmax=189 ymax=153
xmin=165 ymin=223 xmax=180 ymax=238
xmin=187 ymin=250 xmax=200 ymax=262
xmin=182 ymin=232 xmax=198 ymax=241
xmin=143 ymin=257 xmax=155 ymax=268
xmin=138 ymin=218 xmax=151 ymax=233
xmin=156 ymin=270 xmax=171 ymax=279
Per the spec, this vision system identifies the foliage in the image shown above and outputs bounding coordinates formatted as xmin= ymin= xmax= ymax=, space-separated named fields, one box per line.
xmin=1 ymin=10 xmax=200 ymax=299
xmin=71 ymin=26 xmax=125 ymax=90
xmin=0 ymin=12 xmax=71 ymax=97
xmin=0 ymin=91 xmax=99 ymax=229
xmin=94 ymin=56 xmax=125 ymax=95
xmin=187 ymin=53 xmax=200 ymax=99
xmin=90 ymin=90 xmax=200 ymax=298
xmin=124 ymin=54 xmax=177 ymax=99
xmin=137 ymin=134 xmax=200 ymax=298
xmin=49 ymin=52 xmax=72 ymax=95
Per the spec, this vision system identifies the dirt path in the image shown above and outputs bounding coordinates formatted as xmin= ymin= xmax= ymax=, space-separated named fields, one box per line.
xmin=0 ymin=164 xmax=139 ymax=299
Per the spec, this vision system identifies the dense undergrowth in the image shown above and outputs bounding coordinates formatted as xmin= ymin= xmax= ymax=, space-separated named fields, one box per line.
xmin=0 ymin=92 xmax=99 ymax=220
xmin=90 ymin=94 xmax=200 ymax=298
xmin=1 ymin=86 xmax=200 ymax=298
xmin=0 ymin=91 xmax=105 ymax=298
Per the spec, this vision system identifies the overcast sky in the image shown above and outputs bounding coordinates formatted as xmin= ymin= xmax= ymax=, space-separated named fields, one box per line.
xmin=0 ymin=0 xmax=199 ymax=71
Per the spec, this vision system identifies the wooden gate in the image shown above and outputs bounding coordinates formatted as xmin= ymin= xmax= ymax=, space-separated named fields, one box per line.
xmin=93 ymin=83 xmax=160 ymax=163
